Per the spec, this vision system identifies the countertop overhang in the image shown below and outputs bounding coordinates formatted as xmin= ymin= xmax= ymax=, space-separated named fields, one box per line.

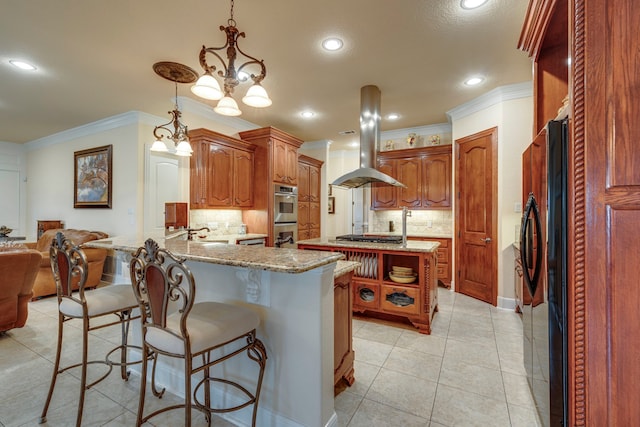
xmin=297 ymin=237 xmax=440 ymax=253
xmin=85 ymin=232 xmax=343 ymax=274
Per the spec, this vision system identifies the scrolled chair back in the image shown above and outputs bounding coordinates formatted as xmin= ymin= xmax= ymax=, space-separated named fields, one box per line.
xmin=50 ymin=231 xmax=88 ymax=301
xmin=130 ymin=238 xmax=196 ymax=355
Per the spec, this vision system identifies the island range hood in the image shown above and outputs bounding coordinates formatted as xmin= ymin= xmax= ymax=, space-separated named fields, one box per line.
xmin=331 ymin=85 xmax=406 ymax=189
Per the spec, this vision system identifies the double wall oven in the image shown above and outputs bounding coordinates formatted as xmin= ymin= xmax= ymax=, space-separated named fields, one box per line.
xmin=273 ymin=184 xmax=297 ymax=248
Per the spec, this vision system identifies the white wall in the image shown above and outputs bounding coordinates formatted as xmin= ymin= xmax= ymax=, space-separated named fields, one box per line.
xmin=326 ymin=150 xmax=360 ymax=237
xmin=449 ymin=86 xmax=533 ymax=306
xmin=0 ymin=142 xmax=28 ymax=237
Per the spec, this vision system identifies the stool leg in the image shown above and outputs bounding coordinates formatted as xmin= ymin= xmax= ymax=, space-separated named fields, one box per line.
xmin=203 ymin=353 xmax=212 ymax=427
xmin=120 ymin=310 xmax=131 ymax=380
xmin=249 ymin=337 xmax=268 ymax=427
xmin=75 ymin=317 xmax=90 ymax=427
xmin=136 ymin=342 xmax=149 ymax=427
xmin=184 ymin=357 xmax=192 ymax=427
xmin=39 ymin=312 xmax=65 ymax=424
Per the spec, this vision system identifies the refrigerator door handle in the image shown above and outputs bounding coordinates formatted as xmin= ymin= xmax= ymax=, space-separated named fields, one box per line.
xmin=520 ymin=192 xmax=543 ymax=297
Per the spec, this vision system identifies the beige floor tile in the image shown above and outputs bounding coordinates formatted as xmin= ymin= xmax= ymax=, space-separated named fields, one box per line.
xmin=508 ymin=403 xmax=541 ymax=427
xmin=383 ymin=346 xmax=443 ymax=382
xmin=353 ymin=321 xmax=403 ymax=346
xmin=443 ymin=337 xmax=500 ymax=371
xmin=395 ymin=329 xmax=447 ymax=358
xmin=438 ymin=357 xmax=505 ymax=400
xmin=431 ymin=383 xmax=511 ymax=427
xmin=348 ymin=398 xmax=430 ymax=427
xmin=365 ymin=368 xmax=437 ymax=419
xmin=352 ymin=337 xmax=393 ymax=367
xmin=348 ymin=360 xmax=381 ymax=397
xmin=334 ymin=390 xmax=363 ymax=427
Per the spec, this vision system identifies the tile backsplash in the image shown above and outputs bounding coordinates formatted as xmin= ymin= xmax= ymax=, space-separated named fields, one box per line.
xmin=189 ymin=209 xmax=244 ymax=235
xmin=371 ymin=210 xmax=453 ymax=236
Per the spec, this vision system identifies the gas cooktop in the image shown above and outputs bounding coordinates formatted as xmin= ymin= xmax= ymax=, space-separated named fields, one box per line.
xmin=335 ymin=234 xmax=403 ymax=244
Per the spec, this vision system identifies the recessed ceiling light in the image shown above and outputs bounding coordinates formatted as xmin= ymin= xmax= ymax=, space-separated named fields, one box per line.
xmin=386 ymin=113 xmax=400 ymax=120
xmin=300 ymin=111 xmax=315 ymax=118
xmin=460 ymin=0 xmax=488 ymax=9
xmin=349 ymin=141 xmax=359 ymax=148
xmin=464 ymin=76 xmax=484 ymax=86
xmin=9 ymin=60 xmax=37 ymax=71
xmin=322 ymin=38 xmax=343 ymax=51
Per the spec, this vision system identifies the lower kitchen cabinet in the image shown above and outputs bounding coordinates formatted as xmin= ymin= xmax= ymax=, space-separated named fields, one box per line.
xmin=299 ymin=243 xmax=439 ymax=334
xmin=408 ymin=236 xmax=452 ymax=288
xmin=334 ymin=268 xmax=355 ymax=388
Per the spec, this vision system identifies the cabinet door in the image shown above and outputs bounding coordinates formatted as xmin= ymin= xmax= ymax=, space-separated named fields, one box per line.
xmin=234 ymin=150 xmax=254 ymax=207
xmin=286 ymin=144 xmax=298 ymax=185
xmin=298 ymin=228 xmax=310 ymax=241
xmin=309 ymin=164 xmax=321 ymax=202
xmin=309 ymin=227 xmax=321 ymax=239
xmin=207 ymin=143 xmax=233 ymax=207
xmin=398 ymin=157 xmax=422 ymax=207
xmin=189 ymin=141 xmax=209 ymax=208
xmin=372 ymin=158 xmax=397 ymax=209
xmin=298 ymin=162 xmax=310 ymax=202
xmin=422 ymin=152 xmax=451 ymax=208
xmin=309 ymin=202 xmax=321 ymax=229
xmin=298 ymin=202 xmax=310 ymax=228
xmin=273 ymin=139 xmax=289 ymax=184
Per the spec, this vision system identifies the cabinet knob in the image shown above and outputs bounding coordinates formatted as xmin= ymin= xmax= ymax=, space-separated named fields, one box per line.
xmin=480 ymin=237 xmax=492 ymax=243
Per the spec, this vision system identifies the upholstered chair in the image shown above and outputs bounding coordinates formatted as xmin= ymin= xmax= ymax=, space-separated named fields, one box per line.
xmin=0 ymin=246 xmax=42 ymax=332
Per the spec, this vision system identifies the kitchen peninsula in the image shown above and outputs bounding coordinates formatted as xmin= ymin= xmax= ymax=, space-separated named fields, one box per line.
xmin=85 ymin=232 xmax=344 ymax=427
xmin=297 ymin=237 xmax=440 ymax=334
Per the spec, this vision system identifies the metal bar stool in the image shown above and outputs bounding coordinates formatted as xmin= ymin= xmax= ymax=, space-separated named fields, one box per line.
xmin=39 ymin=232 xmax=142 ymax=427
xmin=130 ymin=238 xmax=267 ymax=427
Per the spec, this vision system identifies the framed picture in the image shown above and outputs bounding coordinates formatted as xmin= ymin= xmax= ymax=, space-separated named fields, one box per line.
xmin=328 ymin=196 xmax=335 ymax=214
xmin=74 ymin=144 xmax=113 ymax=208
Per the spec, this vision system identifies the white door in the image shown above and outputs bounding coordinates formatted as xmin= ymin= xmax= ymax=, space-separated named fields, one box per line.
xmin=0 ymin=169 xmax=20 ymax=231
xmin=143 ymin=150 xmax=185 ymax=233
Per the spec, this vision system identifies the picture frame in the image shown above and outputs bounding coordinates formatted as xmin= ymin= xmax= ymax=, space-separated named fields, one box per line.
xmin=74 ymin=144 xmax=113 ymax=208
xmin=328 ymin=196 xmax=335 ymax=214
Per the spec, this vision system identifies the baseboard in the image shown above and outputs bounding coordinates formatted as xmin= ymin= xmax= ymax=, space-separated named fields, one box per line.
xmin=497 ymin=296 xmax=516 ymax=310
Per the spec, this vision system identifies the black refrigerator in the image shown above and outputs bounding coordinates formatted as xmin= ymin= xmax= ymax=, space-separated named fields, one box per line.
xmin=521 ymin=118 xmax=568 ymax=426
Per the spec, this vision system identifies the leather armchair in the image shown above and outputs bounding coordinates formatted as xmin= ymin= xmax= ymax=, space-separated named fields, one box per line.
xmin=0 ymin=248 xmax=42 ymax=332
xmin=24 ymin=229 xmax=109 ymax=299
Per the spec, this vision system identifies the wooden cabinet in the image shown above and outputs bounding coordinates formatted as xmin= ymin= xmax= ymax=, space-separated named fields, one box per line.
xmin=298 ymin=154 xmax=323 ymax=241
xmin=37 ymin=220 xmax=64 ymax=239
xmin=238 ymin=127 xmax=304 ymax=246
xmin=273 ymin=139 xmax=298 ymax=185
xmin=297 ymin=243 xmax=438 ymax=334
xmin=188 ymin=128 xmax=255 ymax=209
xmin=372 ymin=145 xmax=452 ymax=210
xmin=334 ymin=269 xmax=355 ymax=388
xmin=164 ymin=202 xmax=188 ymax=229
xmin=408 ymin=236 xmax=451 ymax=287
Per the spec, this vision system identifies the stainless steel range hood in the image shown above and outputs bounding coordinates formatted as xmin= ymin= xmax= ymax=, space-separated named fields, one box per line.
xmin=331 ymin=85 xmax=406 ymax=189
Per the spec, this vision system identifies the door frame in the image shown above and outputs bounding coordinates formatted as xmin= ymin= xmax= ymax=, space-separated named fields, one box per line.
xmin=454 ymin=127 xmax=498 ymax=305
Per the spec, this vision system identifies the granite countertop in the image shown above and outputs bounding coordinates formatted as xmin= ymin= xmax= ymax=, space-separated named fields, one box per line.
xmin=85 ymin=233 xmax=344 ymax=274
xmin=297 ymin=237 xmax=440 ymax=253
xmin=163 ymin=230 xmax=268 ymax=244
xmin=334 ymin=260 xmax=360 ymax=278
xmin=365 ymin=231 xmax=453 ymax=239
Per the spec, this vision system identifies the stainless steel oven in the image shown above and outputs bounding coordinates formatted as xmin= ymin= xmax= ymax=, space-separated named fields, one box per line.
xmin=273 ymin=184 xmax=297 ymax=248
xmin=274 ymin=184 xmax=298 ymax=223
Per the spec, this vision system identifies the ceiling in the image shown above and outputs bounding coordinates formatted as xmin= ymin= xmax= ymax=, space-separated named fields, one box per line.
xmin=0 ymin=0 xmax=533 ymax=151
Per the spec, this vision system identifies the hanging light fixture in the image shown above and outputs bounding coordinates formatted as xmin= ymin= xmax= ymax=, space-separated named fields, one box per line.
xmin=190 ymin=0 xmax=271 ymax=116
xmin=151 ymin=62 xmax=198 ymax=156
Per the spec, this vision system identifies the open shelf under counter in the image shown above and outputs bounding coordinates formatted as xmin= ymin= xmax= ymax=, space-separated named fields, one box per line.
xmin=297 ymin=238 xmax=439 ymax=334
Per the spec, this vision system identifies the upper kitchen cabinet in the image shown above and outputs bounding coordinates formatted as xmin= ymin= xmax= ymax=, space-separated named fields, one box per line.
xmin=188 ymin=128 xmax=256 ymax=209
xmin=240 ymin=127 xmax=303 ymax=186
xmin=372 ymin=145 xmax=452 ymax=210
xmin=298 ymin=155 xmax=323 ymax=240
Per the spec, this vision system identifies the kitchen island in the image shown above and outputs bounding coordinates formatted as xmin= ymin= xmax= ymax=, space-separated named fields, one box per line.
xmin=86 ymin=233 xmax=344 ymax=427
xmin=297 ymin=237 xmax=440 ymax=334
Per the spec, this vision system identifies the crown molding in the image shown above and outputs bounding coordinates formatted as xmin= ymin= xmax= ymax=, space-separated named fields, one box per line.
xmin=446 ymin=81 xmax=533 ymax=122
xmin=24 ymin=111 xmax=158 ymax=151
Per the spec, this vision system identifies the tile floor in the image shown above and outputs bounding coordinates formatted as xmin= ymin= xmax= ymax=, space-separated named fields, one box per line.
xmin=0 ymin=288 xmax=540 ymax=426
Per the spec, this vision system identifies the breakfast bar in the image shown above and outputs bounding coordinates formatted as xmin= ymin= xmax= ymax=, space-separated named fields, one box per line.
xmin=86 ymin=232 xmax=344 ymax=427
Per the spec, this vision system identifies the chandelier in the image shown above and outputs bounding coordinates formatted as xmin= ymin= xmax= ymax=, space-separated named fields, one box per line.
xmin=150 ymin=62 xmax=198 ymax=156
xmin=190 ymin=0 xmax=271 ymax=116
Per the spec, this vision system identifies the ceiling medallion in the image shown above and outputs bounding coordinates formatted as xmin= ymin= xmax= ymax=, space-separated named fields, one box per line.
xmin=150 ymin=61 xmax=197 ymax=157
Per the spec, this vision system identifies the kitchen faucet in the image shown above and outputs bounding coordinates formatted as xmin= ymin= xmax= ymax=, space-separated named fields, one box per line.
xmin=402 ymin=206 xmax=412 ymax=247
xmin=186 ymin=227 xmax=210 ymax=240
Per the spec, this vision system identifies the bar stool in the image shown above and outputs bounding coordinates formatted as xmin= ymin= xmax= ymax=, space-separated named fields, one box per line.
xmin=130 ymin=238 xmax=267 ymax=427
xmin=39 ymin=232 xmax=141 ymax=427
